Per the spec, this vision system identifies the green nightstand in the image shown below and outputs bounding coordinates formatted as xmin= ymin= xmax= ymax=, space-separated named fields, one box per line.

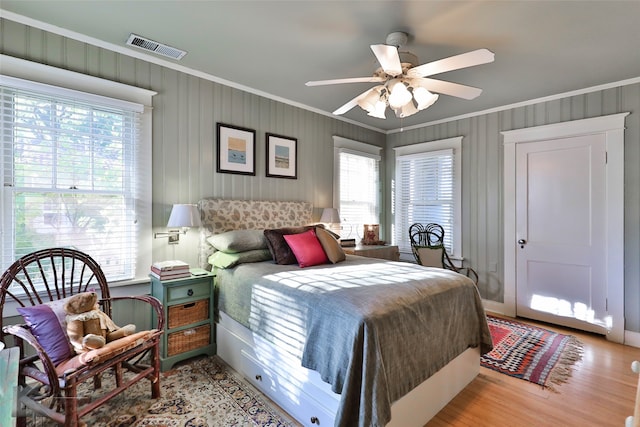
xmin=150 ymin=269 xmax=216 ymax=371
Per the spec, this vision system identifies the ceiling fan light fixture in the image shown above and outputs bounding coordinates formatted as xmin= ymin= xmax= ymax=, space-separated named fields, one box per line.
xmin=413 ymin=87 xmax=439 ymax=110
xmin=368 ymin=100 xmax=387 ymax=119
xmin=357 ymin=87 xmax=383 ymax=112
xmin=388 ymin=80 xmax=412 ymax=109
xmin=395 ymin=100 xmax=419 ymax=118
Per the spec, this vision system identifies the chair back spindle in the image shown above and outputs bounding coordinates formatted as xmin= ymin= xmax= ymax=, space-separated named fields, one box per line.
xmin=408 ymin=223 xmax=479 ymax=286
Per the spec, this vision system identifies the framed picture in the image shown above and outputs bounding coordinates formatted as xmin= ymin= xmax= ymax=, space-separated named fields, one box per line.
xmin=266 ymin=133 xmax=297 ymax=179
xmin=216 ymin=123 xmax=256 ymax=175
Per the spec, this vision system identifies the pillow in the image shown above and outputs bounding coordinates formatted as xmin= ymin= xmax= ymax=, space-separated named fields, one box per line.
xmin=17 ymin=303 xmax=74 ymax=365
xmin=283 ymin=229 xmax=329 ymax=268
xmin=208 ymin=248 xmax=273 ymax=269
xmin=55 ymin=330 xmax=155 ymax=374
xmin=310 ymin=223 xmax=340 ymax=240
xmin=207 ymin=230 xmax=267 ymax=253
xmin=316 ymin=227 xmax=346 ymax=264
xmin=264 ymin=226 xmax=316 ymax=265
xmin=416 ymin=246 xmax=445 ymax=268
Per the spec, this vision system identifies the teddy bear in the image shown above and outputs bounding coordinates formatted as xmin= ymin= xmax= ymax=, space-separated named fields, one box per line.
xmin=64 ymin=291 xmax=136 ymax=354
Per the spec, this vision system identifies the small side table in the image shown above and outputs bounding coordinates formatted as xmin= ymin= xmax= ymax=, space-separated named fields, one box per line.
xmin=150 ymin=269 xmax=216 ymax=371
xmin=343 ymin=244 xmax=400 ymax=261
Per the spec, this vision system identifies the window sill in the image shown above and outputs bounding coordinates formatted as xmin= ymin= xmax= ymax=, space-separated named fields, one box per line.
xmin=2 ymin=279 xmax=151 ymax=318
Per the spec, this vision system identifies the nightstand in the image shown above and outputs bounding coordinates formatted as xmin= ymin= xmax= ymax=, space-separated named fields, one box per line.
xmin=343 ymin=244 xmax=400 ymax=261
xmin=150 ymin=269 xmax=216 ymax=371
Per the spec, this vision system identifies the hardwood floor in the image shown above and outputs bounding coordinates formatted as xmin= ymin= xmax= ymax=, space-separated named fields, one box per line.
xmin=427 ymin=314 xmax=640 ymax=427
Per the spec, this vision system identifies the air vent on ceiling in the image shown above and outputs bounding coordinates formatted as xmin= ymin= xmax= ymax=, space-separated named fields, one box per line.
xmin=126 ymin=33 xmax=187 ymax=60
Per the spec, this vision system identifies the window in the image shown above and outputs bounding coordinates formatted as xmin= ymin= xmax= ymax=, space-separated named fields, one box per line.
xmin=333 ymin=136 xmax=381 ymax=240
xmin=393 ymin=137 xmax=462 ymax=260
xmin=0 ymin=58 xmax=153 ymax=285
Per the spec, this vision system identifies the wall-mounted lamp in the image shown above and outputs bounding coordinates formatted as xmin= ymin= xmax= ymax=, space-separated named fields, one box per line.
xmin=154 ymin=204 xmax=202 ymax=244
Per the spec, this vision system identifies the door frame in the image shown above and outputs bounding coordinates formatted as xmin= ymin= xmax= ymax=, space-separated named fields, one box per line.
xmin=502 ymin=113 xmax=628 ymax=343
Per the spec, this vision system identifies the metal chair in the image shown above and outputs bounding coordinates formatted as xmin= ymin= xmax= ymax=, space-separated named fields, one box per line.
xmin=0 ymin=248 xmax=164 ymax=427
xmin=408 ymin=223 xmax=479 ymax=285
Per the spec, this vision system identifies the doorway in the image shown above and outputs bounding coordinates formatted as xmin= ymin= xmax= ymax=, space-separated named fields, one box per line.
xmin=502 ymin=113 xmax=627 ymax=343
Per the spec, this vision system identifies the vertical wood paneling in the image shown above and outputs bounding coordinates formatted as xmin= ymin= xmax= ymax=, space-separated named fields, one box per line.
xmin=1 ymin=18 xmax=385 ymax=270
xmin=2 ymin=18 xmax=637 ymax=332
xmin=388 ymin=81 xmax=640 ymax=332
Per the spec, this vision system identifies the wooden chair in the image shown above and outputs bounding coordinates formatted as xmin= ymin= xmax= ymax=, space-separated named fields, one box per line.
xmin=409 ymin=223 xmax=479 ymax=285
xmin=0 ymin=248 xmax=164 ymax=427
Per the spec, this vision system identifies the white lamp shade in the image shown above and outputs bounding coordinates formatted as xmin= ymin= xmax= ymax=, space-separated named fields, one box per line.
xmin=357 ymin=87 xmax=383 ymax=112
xmin=368 ymin=100 xmax=387 ymax=119
xmin=388 ymin=81 xmax=412 ymax=109
xmin=320 ymin=208 xmax=341 ymax=223
xmin=395 ymin=101 xmax=418 ymax=118
xmin=167 ymin=204 xmax=202 ymax=228
xmin=413 ymin=87 xmax=439 ymax=110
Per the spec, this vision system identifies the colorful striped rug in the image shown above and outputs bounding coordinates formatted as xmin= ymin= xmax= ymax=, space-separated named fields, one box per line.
xmin=481 ymin=315 xmax=583 ymax=389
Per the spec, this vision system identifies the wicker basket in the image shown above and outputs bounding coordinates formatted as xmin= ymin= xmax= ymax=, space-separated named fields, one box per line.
xmin=167 ymin=324 xmax=211 ymax=356
xmin=167 ymin=299 xmax=209 ymax=329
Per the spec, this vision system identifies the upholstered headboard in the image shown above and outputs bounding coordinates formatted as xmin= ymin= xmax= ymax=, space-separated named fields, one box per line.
xmin=197 ymin=198 xmax=314 ymax=268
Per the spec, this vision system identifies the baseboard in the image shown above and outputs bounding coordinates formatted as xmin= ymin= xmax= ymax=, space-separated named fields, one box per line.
xmin=625 ymin=330 xmax=640 ymax=348
xmin=481 ymin=299 xmax=507 ymax=316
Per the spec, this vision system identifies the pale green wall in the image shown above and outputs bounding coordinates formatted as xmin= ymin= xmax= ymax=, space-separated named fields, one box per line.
xmin=386 ymin=85 xmax=640 ymax=331
xmin=0 ymin=18 xmax=386 ymax=269
xmin=2 ymin=18 xmax=639 ymax=333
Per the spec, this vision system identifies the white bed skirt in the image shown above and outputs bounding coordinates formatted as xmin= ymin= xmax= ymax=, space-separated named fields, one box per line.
xmin=217 ymin=312 xmax=480 ymax=427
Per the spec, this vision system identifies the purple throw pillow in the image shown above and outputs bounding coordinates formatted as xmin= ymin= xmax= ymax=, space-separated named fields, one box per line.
xmin=17 ymin=304 xmax=73 ymax=365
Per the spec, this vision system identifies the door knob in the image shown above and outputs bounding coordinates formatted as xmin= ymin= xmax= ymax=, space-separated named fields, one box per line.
xmin=517 ymin=239 xmax=526 ymax=248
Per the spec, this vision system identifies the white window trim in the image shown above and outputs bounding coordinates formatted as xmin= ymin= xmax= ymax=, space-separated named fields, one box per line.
xmin=332 ymin=136 xmax=382 ymax=242
xmin=393 ymin=136 xmax=463 ymax=261
xmin=332 ymin=136 xmax=382 ymax=208
xmin=0 ymin=54 xmax=156 ymax=287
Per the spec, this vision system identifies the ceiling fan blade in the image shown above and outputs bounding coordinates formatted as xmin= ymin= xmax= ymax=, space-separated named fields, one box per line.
xmin=410 ymin=78 xmax=483 ymax=100
xmin=332 ymin=87 xmax=376 ymax=115
xmin=306 ymin=76 xmax=385 ymax=87
xmin=407 ymin=48 xmax=495 ymax=78
xmin=370 ymin=44 xmax=403 ymax=76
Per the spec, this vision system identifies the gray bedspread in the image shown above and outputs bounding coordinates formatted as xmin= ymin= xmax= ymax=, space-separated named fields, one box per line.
xmin=215 ymin=256 xmax=493 ymax=427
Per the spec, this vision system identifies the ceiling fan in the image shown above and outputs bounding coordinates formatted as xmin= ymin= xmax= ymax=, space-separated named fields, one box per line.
xmin=305 ymin=32 xmax=495 ymax=119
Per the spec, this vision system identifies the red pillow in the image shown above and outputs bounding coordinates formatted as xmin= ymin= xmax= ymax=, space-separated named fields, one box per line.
xmin=264 ymin=226 xmax=315 ymax=265
xmin=283 ymin=229 xmax=328 ymax=268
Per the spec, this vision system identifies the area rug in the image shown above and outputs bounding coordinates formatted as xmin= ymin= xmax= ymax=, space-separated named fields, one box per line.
xmin=26 ymin=355 xmax=298 ymax=427
xmin=481 ymin=315 xmax=583 ymax=390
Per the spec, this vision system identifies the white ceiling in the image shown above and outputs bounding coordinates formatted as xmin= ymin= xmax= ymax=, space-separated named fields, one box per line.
xmin=2 ymin=1 xmax=639 ymax=132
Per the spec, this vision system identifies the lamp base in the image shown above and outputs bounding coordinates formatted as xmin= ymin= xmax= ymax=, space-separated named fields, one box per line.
xmin=168 ymin=231 xmax=180 ymax=244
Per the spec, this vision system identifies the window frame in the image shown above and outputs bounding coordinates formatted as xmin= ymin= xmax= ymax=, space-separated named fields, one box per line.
xmin=0 ymin=54 xmax=155 ymax=287
xmin=392 ymin=136 xmax=463 ymax=262
xmin=332 ymin=136 xmax=382 ymax=240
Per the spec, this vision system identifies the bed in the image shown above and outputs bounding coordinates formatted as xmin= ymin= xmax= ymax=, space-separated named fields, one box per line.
xmin=198 ymin=198 xmax=492 ymax=427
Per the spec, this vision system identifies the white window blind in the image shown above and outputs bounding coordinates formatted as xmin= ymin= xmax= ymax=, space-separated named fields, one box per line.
xmin=337 ymin=149 xmax=380 ymax=239
xmin=394 ymin=149 xmax=456 ymax=255
xmin=0 ymin=83 xmax=143 ymax=282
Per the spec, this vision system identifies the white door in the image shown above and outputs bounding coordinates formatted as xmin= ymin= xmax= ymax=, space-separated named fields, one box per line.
xmin=515 ymin=133 xmax=608 ymax=334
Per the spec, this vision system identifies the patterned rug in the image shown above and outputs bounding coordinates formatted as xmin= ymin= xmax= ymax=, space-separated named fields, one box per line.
xmin=481 ymin=315 xmax=583 ymax=390
xmin=26 ymin=356 xmax=298 ymax=427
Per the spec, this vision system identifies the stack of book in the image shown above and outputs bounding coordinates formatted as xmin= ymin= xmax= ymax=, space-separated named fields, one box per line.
xmin=150 ymin=260 xmax=191 ymax=280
